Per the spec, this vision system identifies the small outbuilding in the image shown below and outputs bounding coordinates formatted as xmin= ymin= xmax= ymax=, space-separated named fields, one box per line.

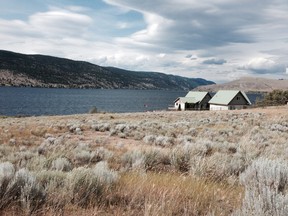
xmin=209 ymin=90 xmax=251 ymax=110
xmin=174 ymin=91 xmax=212 ymax=111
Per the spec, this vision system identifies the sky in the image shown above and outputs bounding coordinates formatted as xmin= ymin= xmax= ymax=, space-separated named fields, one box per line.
xmin=0 ymin=0 xmax=288 ymax=83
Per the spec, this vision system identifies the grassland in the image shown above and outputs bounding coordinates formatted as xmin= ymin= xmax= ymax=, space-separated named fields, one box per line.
xmin=0 ymin=106 xmax=287 ymax=215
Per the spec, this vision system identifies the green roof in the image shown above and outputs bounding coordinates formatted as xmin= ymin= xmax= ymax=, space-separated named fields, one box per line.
xmin=185 ymin=91 xmax=209 ymax=101
xmin=176 ymin=97 xmax=199 ymax=103
xmin=209 ymin=90 xmax=251 ymax=105
xmin=175 ymin=91 xmax=210 ymax=103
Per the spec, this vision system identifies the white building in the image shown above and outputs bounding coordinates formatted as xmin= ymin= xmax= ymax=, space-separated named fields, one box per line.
xmin=174 ymin=91 xmax=212 ymax=111
xmin=209 ymin=90 xmax=251 ymax=111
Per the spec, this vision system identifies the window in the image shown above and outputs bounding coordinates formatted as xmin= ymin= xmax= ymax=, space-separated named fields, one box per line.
xmin=236 ymin=96 xmax=240 ymax=100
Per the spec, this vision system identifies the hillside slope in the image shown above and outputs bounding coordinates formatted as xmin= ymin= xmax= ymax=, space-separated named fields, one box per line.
xmin=194 ymin=77 xmax=288 ymax=92
xmin=0 ymin=50 xmax=214 ymax=90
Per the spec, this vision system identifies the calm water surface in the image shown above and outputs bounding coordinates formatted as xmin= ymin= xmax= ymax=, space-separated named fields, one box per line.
xmin=0 ymin=87 xmax=187 ymax=116
xmin=0 ymin=87 xmax=263 ymax=116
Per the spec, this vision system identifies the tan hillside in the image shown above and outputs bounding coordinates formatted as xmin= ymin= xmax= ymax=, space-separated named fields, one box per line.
xmin=195 ymin=77 xmax=288 ymax=92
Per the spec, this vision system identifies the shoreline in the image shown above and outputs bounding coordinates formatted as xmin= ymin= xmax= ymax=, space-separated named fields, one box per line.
xmin=1 ymin=105 xmax=286 ymax=119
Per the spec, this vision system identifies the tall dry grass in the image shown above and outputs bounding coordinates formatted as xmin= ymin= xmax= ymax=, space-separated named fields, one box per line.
xmin=0 ymin=107 xmax=287 ymax=215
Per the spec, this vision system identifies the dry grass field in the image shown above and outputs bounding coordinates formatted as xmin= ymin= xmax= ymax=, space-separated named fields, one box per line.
xmin=0 ymin=106 xmax=287 ymax=215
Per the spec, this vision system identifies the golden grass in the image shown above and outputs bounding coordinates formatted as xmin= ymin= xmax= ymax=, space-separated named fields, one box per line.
xmin=109 ymin=172 xmax=243 ymax=216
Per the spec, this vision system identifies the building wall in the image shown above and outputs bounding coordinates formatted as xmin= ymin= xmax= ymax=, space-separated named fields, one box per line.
xmin=174 ymin=101 xmax=185 ymax=111
xmin=174 ymin=101 xmax=181 ymax=110
xmin=210 ymin=104 xmax=229 ymax=111
xmin=199 ymin=94 xmax=212 ymax=110
xmin=230 ymin=92 xmax=249 ymax=105
xmin=210 ymin=104 xmax=247 ymax=110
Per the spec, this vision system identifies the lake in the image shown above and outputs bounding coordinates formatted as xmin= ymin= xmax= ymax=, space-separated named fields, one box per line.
xmin=0 ymin=87 xmax=263 ymax=116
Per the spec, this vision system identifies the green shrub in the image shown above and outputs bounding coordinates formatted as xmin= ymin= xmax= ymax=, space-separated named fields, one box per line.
xmin=256 ymin=90 xmax=288 ymax=107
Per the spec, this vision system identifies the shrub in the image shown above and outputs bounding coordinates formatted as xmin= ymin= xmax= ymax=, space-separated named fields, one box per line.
xmin=36 ymin=170 xmax=68 ymax=211
xmin=26 ymin=155 xmax=48 ymax=171
xmin=93 ymin=161 xmax=118 ymax=185
xmin=256 ymin=90 xmax=288 ymax=107
xmin=0 ymin=168 xmax=46 ymax=213
xmin=88 ymin=106 xmax=98 ymax=114
xmin=66 ymin=162 xmax=118 ymax=207
xmin=170 ymin=147 xmax=192 ymax=172
xmin=143 ymin=135 xmax=156 ymax=145
xmin=233 ymin=158 xmax=288 ymax=215
xmin=171 ymin=141 xmax=212 ymax=173
xmin=155 ymin=135 xmax=174 ymax=146
xmin=73 ymin=149 xmax=93 ymax=165
xmin=92 ymin=123 xmax=111 ymax=132
xmin=51 ymin=157 xmax=73 ymax=172
xmin=122 ymin=150 xmax=145 ymax=171
xmin=92 ymin=147 xmax=114 ymax=162
xmin=67 ymin=167 xmax=96 ymax=206
xmin=190 ymin=152 xmax=247 ymax=180
xmin=122 ymin=149 xmax=169 ymax=172
xmin=0 ymin=162 xmax=15 ymax=198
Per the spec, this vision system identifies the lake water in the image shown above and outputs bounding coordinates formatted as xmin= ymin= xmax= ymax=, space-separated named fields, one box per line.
xmin=0 ymin=87 xmax=263 ymax=116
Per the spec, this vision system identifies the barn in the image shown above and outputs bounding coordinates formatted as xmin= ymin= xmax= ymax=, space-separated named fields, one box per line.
xmin=209 ymin=90 xmax=251 ymax=110
xmin=174 ymin=91 xmax=212 ymax=111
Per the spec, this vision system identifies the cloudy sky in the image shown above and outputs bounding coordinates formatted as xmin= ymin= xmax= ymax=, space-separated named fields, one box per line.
xmin=1 ymin=0 xmax=288 ymax=83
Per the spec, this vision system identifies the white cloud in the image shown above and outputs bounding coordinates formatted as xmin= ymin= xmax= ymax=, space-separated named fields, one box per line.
xmin=158 ymin=53 xmax=166 ymax=58
xmin=0 ymin=7 xmax=96 ymax=54
xmin=29 ymin=9 xmax=93 ymax=37
xmin=1 ymin=0 xmax=288 ymax=83
xmin=242 ymin=57 xmax=285 ymax=74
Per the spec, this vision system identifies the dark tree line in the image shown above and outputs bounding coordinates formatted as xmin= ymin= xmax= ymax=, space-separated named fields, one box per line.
xmin=256 ymin=90 xmax=288 ymax=106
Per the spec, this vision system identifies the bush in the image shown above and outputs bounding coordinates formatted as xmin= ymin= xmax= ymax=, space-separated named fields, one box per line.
xmin=0 ymin=167 xmax=46 ymax=213
xmin=66 ymin=161 xmax=118 ymax=207
xmin=88 ymin=106 xmax=98 ymax=114
xmin=0 ymin=162 xmax=15 ymax=199
xmin=171 ymin=147 xmax=192 ymax=172
xmin=155 ymin=136 xmax=174 ymax=146
xmin=92 ymin=123 xmax=111 ymax=132
xmin=122 ymin=149 xmax=169 ymax=171
xmin=36 ymin=170 xmax=68 ymax=211
xmin=51 ymin=157 xmax=73 ymax=172
xmin=143 ymin=135 xmax=156 ymax=145
xmin=171 ymin=141 xmax=212 ymax=173
xmin=122 ymin=150 xmax=145 ymax=171
xmin=256 ymin=90 xmax=288 ymax=107
xmin=233 ymin=158 xmax=288 ymax=215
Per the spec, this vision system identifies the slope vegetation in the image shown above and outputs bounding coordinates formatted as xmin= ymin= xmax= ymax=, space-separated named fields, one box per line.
xmin=0 ymin=50 xmax=214 ymax=90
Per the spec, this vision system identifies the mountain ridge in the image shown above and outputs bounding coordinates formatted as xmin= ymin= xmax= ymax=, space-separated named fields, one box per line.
xmin=194 ymin=77 xmax=288 ymax=92
xmin=0 ymin=50 xmax=214 ymax=90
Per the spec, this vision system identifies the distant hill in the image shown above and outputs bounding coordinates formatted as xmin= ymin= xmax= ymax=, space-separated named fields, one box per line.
xmin=194 ymin=77 xmax=288 ymax=92
xmin=0 ymin=50 xmax=214 ymax=90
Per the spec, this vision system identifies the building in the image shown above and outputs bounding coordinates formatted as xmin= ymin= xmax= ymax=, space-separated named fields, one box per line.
xmin=209 ymin=90 xmax=251 ymax=110
xmin=174 ymin=91 xmax=212 ymax=111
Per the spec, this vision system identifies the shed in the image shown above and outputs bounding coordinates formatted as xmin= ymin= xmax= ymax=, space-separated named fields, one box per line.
xmin=209 ymin=90 xmax=251 ymax=110
xmin=174 ymin=91 xmax=212 ymax=111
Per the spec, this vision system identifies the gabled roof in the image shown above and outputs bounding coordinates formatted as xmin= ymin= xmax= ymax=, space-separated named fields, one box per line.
xmin=209 ymin=90 xmax=251 ymax=105
xmin=175 ymin=97 xmax=199 ymax=103
xmin=185 ymin=91 xmax=210 ymax=101
xmin=174 ymin=91 xmax=210 ymax=103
